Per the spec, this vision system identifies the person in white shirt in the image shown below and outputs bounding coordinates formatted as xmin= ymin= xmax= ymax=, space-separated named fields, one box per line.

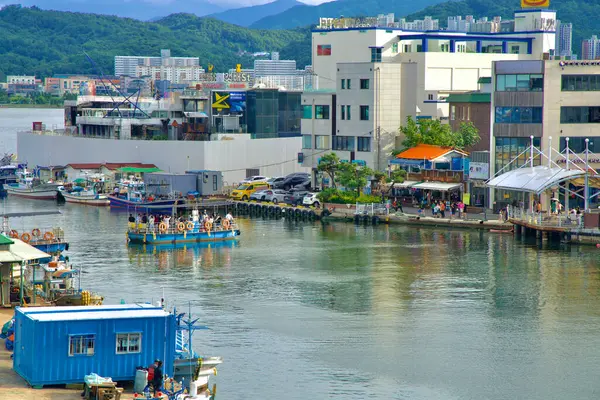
xmin=226 ymin=212 xmax=233 ymax=221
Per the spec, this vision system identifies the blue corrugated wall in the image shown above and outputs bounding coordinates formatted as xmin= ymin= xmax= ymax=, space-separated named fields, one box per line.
xmin=13 ymin=310 xmax=176 ymax=387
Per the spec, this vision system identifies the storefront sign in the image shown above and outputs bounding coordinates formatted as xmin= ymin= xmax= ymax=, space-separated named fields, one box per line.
xmin=556 ymin=158 xmax=600 ymax=165
xmin=469 ymin=162 xmax=489 ymax=180
xmin=197 ymin=72 xmax=252 ymax=83
xmin=196 ymin=82 xmax=249 ymax=90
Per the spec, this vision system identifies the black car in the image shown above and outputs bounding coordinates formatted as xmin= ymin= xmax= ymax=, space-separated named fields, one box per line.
xmin=283 ymin=190 xmax=309 ymax=206
xmin=281 ymin=173 xmax=310 ymax=190
xmin=290 ymin=179 xmax=311 ymax=191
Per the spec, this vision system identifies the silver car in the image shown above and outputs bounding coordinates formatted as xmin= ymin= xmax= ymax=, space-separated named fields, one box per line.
xmin=264 ymin=189 xmax=288 ymax=204
xmin=250 ymin=189 xmax=271 ymax=201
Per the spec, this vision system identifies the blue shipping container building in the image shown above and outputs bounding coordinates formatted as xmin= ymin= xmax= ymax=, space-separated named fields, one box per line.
xmin=13 ymin=304 xmax=176 ymax=387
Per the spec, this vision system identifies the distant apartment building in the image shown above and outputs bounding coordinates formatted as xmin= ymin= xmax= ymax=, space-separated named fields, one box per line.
xmin=581 ymin=35 xmax=600 ymax=60
xmin=114 ymin=49 xmax=200 ymax=77
xmin=555 ymin=21 xmax=573 ymax=58
xmin=135 ymin=65 xmax=205 ymax=84
xmin=398 ymin=16 xmax=439 ymax=31
xmin=254 ymin=54 xmax=297 ymax=77
xmin=6 ymin=75 xmax=40 ymax=95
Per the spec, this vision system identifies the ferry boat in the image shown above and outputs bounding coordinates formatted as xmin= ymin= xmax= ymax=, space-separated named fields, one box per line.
xmin=108 ymin=180 xmax=179 ymax=213
xmin=4 ymin=169 xmax=60 ymax=200
xmin=127 ymin=210 xmax=240 ymax=244
xmin=0 ymin=165 xmax=18 ymax=196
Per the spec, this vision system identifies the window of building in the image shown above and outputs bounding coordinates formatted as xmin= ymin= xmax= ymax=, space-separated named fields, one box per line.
xmin=561 ymin=75 xmax=600 ymax=91
xmin=346 ymin=79 xmax=351 ymax=89
xmin=302 ymin=105 xmax=312 ymax=119
xmin=213 ymin=175 xmax=218 ymax=191
xmin=341 ymin=105 xmax=345 ymax=120
xmin=357 ymin=137 xmax=371 ymax=152
xmin=315 ymin=135 xmax=330 ymax=150
xmin=496 ymin=74 xmax=543 ymax=91
xmin=317 ymin=44 xmax=331 ymax=56
xmin=346 ymin=105 xmax=351 ymax=120
xmin=360 ymin=106 xmax=369 ymax=121
xmin=360 ymin=79 xmax=369 ymax=89
xmin=560 ymin=106 xmax=600 ymax=123
xmin=450 ymin=105 xmax=456 ymax=120
xmin=69 ymin=334 xmax=95 ymax=356
xmin=403 ymin=44 xmax=412 ymax=53
xmin=371 ymin=48 xmax=382 ymax=63
xmin=428 ymin=94 xmax=434 ymax=100
xmin=440 ymin=43 xmax=449 ymax=52
xmin=495 ymin=137 xmax=541 ymax=174
xmin=495 ymin=107 xmax=543 ymax=123
xmin=315 ymin=105 xmax=330 ymax=119
xmin=511 ymin=45 xmax=520 ymax=54
xmin=559 ymin=137 xmax=599 ymax=153
xmin=302 ymin=135 xmax=312 ymax=149
xmin=392 ymin=43 xmax=398 ymax=53
xmin=332 ymin=136 xmax=355 ymax=151
xmin=341 ymin=79 xmax=345 ymax=90
xmin=116 ymin=333 xmax=142 ymax=354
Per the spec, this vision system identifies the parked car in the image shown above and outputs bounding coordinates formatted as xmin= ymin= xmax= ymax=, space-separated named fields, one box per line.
xmin=250 ymin=189 xmax=272 ymax=202
xmin=230 ymin=183 xmax=270 ymax=201
xmin=283 ymin=190 xmax=310 ymax=206
xmin=302 ymin=193 xmax=320 ymax=208
xmin=281 ymin=173 xmax=310 ymax=190
xmin=267 ymin=177 xmax=285 ymax=188
xmin=291 ymin=179 xmax=311 ymax=191
xmin=241 ymin=175 xmax=269 ymax=184
xmin=264 ymin=189 xmax=288 ymax=204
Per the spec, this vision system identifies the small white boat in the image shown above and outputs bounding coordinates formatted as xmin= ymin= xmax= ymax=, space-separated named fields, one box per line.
xmin=59 ymin=187 xmax=109 ymax=206
xmin=4 ymin=169 xmax=59 ymax=200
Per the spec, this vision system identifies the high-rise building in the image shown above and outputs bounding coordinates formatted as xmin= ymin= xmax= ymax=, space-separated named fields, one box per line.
xmin=254 ymin=53 xmax=297 ymax=77
xmin=114 ymin=49 xmax=200 ymax=76
xmin=581 ymin=35 xmax=600 ymax=60
xmin=555 ymin=21 xmax=573 ymax=57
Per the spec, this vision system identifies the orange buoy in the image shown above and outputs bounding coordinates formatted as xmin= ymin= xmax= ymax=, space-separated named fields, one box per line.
xmin=43 ymin=231 xmax=54 ymax=241
xmin=21 ymin=232 xmax=31 ymax=243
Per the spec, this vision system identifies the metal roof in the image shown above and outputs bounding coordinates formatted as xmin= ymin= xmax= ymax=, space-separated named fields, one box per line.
xmin=412 ymin=182 xmax=462 ymax=191
xmin=487 ymin=166 xmax=585 ymax=194
xmin=19 ymin=303 xmax=169 ymax=322
xmin=445 ymin=92 xmax=490 ymax=103
xmin=0 ymin=237 xmax=50 ymax=263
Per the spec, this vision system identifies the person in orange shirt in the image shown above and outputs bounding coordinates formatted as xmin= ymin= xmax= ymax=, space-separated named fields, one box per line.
xmin=440 ymin=201 xmax=446 ymax=218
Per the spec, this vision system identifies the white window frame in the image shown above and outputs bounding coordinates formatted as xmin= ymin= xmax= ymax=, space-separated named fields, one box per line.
xmin=69 ymin=334 xmax=95 ymax=357
xmin=116 ymin=332 xmax=142 ymax=354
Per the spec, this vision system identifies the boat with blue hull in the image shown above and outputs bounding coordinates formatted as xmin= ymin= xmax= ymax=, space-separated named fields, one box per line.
xmin=128 ymin=227 xmax=240 ymax=244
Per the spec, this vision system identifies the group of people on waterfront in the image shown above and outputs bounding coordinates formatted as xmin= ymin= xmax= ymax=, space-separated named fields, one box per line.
xmin=415 ymin=199 xmax=467 ymax=219
xmin=128 ymin=210 xmax=234 ymax=232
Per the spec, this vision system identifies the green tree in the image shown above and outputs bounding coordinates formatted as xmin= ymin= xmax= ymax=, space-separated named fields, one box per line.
xmin=399 ymin=116 xmax=480 ymax=150
xmin=338 ymin=162 xmax=373 ymax=195
xmin=316 ymin=152 xmax=340 ymax=188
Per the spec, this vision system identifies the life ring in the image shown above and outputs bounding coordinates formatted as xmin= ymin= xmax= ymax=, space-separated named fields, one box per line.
xmin=31 ymin=228 xmax=41 ymax=237
xmin=43 ymin=231 xmax=54 ymax=241
xmin=158 ymin=222 xmax=168 ymax=233
xmin=222 ymin=219 xmax=231 ymax=229
xmin=204 ymin=221 xmax=213 ymax=231
xmin=186 ymin=221 xmax=194 ymax=231
xmin=21 ymin=232 xmax=31 ymax=243
xmin=177 ymin=222 xmax=186 ymax=232
xmin=9 ymin=230 xmax=18 ymax=238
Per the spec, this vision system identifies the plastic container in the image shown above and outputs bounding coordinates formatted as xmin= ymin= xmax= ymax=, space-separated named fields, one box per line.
xmin=134 ymin=369 xmax=148 ymax=394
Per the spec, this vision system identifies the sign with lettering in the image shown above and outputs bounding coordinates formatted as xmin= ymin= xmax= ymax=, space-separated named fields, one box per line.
xmin=469 ymin=162 xmax=489 ymax=180
xmin=521 ymin=0 xmax=549 ymax=8
xmin=197 ymin=72 xmax=252 ymax=83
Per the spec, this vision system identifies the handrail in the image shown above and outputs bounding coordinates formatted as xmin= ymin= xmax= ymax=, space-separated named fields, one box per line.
xmin=128 ymin=222 xmax=239 ymax=235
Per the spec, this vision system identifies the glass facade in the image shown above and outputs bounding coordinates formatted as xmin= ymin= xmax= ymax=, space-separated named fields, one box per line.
xmin=332 ymin=136 xmax=355 ymax=151
xmin=496 ymin=74 xmax=543 ymax=91
xmin=495 ymin=107 xmax=543 ymax=123
xmin=561 ymin=75 xmax=600 ymax=91
xmin=302 ymin=135 xmax=312 ymax=149
xmin=357 ymin=137 xmax=371 ymax=152
xmin=560 ymin=107 xmax=600 ymax=123
xmin=278 ymin=92 xmax=301 ymax=137
xmin=494 ymin=137 xmax=541 ymax=174
xmin=560 ymin=137 xmax=600 ymax=153
xmin=360 ymin=105 xmax=369 ymax=121
xmin=315 ymin=105 xmax=330 ymax=119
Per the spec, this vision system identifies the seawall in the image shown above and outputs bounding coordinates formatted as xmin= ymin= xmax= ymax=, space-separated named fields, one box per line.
xmin=17 ymin=132 xmax=306 ymax=184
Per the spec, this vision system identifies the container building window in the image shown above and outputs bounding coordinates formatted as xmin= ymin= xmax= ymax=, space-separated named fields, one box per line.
xmin=360 ymin=106 xmax=370 ymax=121
xmin=116 ymin=333 xmax=142 ymax=354
xmin=302 ymin=135 xmax=312 ymax=149
xmin=360 ymin=79 xmax=370 ymax=89
xmin=315 ymin=105 xmax=330 ymax=120
xmin=69 ymin=334 xmax=95 ymax=356
xmin=496 ymin=74 xmax=543 ymax=91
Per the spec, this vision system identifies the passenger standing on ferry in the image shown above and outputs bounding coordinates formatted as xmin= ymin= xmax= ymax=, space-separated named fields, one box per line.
xmin=148 ymin=214 xmax=155 ymax=229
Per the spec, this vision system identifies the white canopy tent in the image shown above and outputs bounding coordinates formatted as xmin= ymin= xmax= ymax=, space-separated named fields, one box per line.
xmin=412 ymin=182 xmax=462 ymax=191
xmin=487 ymin=166 xmax=585 ymax=195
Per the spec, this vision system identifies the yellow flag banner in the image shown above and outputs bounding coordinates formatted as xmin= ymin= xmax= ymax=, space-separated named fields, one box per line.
xmin=521 ymin=0 xmax=549 ymax=8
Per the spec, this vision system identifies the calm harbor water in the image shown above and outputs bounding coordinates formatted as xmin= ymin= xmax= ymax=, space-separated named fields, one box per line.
xmin=3 ymin=109 xmax=600 ymax=399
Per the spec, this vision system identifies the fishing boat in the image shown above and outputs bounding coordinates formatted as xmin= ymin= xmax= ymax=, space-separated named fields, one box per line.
xmin=4 ymin=169 xmax=60 ymax=200
xmin=59 ymin=185 xmax=109 ymax=206
xmin=0 ymin=165 xmax=18 ymax=197
xmin=8 ymin=227 xmax=68 ymax=254
xmin=127 ymin=210 xmax=240 ymax=244
xmin=108 ymin=180 xmax=179 ymax=213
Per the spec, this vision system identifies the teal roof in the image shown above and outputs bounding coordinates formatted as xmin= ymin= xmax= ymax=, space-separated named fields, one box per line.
xmin=478 ymin=77 xmax=492 ymax=84
xmin=0 ymin=235 xmax=14 ymax=245
xmin=446 ymin=92 xmax=491 ymax=104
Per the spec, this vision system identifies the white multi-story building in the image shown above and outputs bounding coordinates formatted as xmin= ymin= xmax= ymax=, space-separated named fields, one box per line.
xmin=6 ymin=75 xmax=36 ymax=85
xmin=115 ymin=49 xmax=200 ymax=77
xmin=555 ymin=21 xmax=573 ymax=58
xmin=254 ymin=58 xmax=297 ymax=77
xmin=301 ymin=9 xmax=559 ymax=175
xmin=135 ymin=65 xmax=205 ymax=84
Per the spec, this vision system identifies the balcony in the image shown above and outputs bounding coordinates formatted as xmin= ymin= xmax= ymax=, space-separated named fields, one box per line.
xmin=407 ymin=169 xmax=464 ymax=183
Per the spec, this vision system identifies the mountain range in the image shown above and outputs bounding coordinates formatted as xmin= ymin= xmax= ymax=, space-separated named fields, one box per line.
xmin=208 ymin=0 xmax=304 ymax=27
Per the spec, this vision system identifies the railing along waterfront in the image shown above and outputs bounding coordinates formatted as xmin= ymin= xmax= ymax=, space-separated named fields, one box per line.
xmin=507 ymin=205 xmax=584 ymax=229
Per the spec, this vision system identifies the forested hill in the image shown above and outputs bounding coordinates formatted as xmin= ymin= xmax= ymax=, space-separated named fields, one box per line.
xmin=407 ymin=0 xmax=589 ymax=55
xmin=0 ymin=5 xmax=310 ymax=78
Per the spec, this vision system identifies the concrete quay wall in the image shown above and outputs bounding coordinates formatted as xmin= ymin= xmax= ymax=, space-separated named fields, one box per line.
xmin=17 ymin=132 xmax=307 ymax=185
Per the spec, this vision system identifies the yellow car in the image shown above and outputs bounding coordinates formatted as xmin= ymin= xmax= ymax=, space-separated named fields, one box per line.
xmin=230 ymin=182 xmax=270 ymax=201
